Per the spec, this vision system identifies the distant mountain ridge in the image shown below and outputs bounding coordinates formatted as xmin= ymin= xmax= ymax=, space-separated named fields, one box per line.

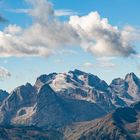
xmin=0 ymin=70 xmax=140 ymax=139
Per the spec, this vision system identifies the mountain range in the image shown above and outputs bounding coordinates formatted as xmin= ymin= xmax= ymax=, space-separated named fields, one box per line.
xmin=0 ymin=69 xmax=140 ymax=139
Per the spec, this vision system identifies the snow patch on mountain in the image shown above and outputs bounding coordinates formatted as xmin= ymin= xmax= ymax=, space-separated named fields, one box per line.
xmin=51 ymin=73 xmax=76 ymax=91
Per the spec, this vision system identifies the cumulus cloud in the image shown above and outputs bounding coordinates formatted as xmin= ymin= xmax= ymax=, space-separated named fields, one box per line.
xmin=69 ymin=12 xmax=139 ymax=57
xmin=0 ymin=0 xmax=79 ymax=57
xmin=0 ymin=67 xmax=11 ymax=81
xmin=0 ymin=0 xmax=139 ymax=58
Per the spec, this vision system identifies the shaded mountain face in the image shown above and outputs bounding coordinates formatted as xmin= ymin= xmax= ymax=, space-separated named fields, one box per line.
xmin=64 ymin=101 xmax=140 ymax=140
xmin=0 ymin=83 xmax=106 ymax=128
xmin=0 ymin=90 xmax=9 ymax=105
xmin=0 ymin=83 xmax=37 ymax=125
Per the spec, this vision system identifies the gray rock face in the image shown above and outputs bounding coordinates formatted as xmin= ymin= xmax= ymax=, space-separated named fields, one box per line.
xmin=110 ymin=78 xmax=132 ymax=100
xmin=110 ymin=72 xmax=140 ymax=103
xmin=32 ymin=84 xmax=107 ymax=128
xmin=0 ymin=83 xmax=36 ymax=125
xmin=125 ymin=73 xmax=140 ymax=99
xmin=88 ymin=88 xmax=115 ymax=111
xmin=0 ymin=90 xmax=9 ymax=105
xmin=35 ymin=73 xmax=57 ymax=90
xmin=0 ymin=83 xmax=106 ymax=128
xmin=110 ymin=78 xmax=128 ymax=96
xmin=69 ymin=69 xmax=108 ymax=91
xmin=32 ymin=84 xmax=72 ymax=128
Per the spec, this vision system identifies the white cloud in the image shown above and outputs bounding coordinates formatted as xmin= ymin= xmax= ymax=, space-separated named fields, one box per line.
xmin=0 ymin=0 xmax=139 ymax=58
xmin=4 ymin=24 xmax=22 ymax=35
xmin=0 ymin=67 xmax=11 ymax=81
xmin=83 ymin=62 xmax=94 ymax=68
xmin=96 ymin=57 xmax=116 ymax=68
xmin=55 ymin=9 xmax=76 ymax=16
xmin=8 ymin=9 xmax=76 ymax=16
xmin=56 ymin=49 xmax=78 ymax=55
xmin=0 ymin=0 xmax=79 ymax=57
xmin=83 ymin=56 xmax=116 ymax=69
xmin=97 ymin=61 xmax=116 ymax=68
xmin=69 ymin=12 xmax=138 ymax=57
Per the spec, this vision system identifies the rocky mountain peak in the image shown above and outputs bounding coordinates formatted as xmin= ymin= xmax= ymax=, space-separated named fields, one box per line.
xmin=69 ymin=69 xmax=86 ymax=76
xmin=69 ymin=69 xmax=108 ymax=91
xmin=109 ymin=73 xmax=140 ymax=101
xmin=124 ymin=73 xmax=140 ymax=99
xmin=111 ymin=78 xmax=125 ymax=85
xmin=38 ymin=84 xmax=56 ymax=98
xmin=125 ymin=72 xmax=140 ymax=83
xmin=35 ymin=73 xmax=57 ymax=89
xmin=25 ymin=82 xmax=33 ymax=89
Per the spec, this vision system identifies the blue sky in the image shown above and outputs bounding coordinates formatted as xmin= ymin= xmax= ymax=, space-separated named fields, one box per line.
xmin=0 ymin=0 xmax=140 ymax=92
